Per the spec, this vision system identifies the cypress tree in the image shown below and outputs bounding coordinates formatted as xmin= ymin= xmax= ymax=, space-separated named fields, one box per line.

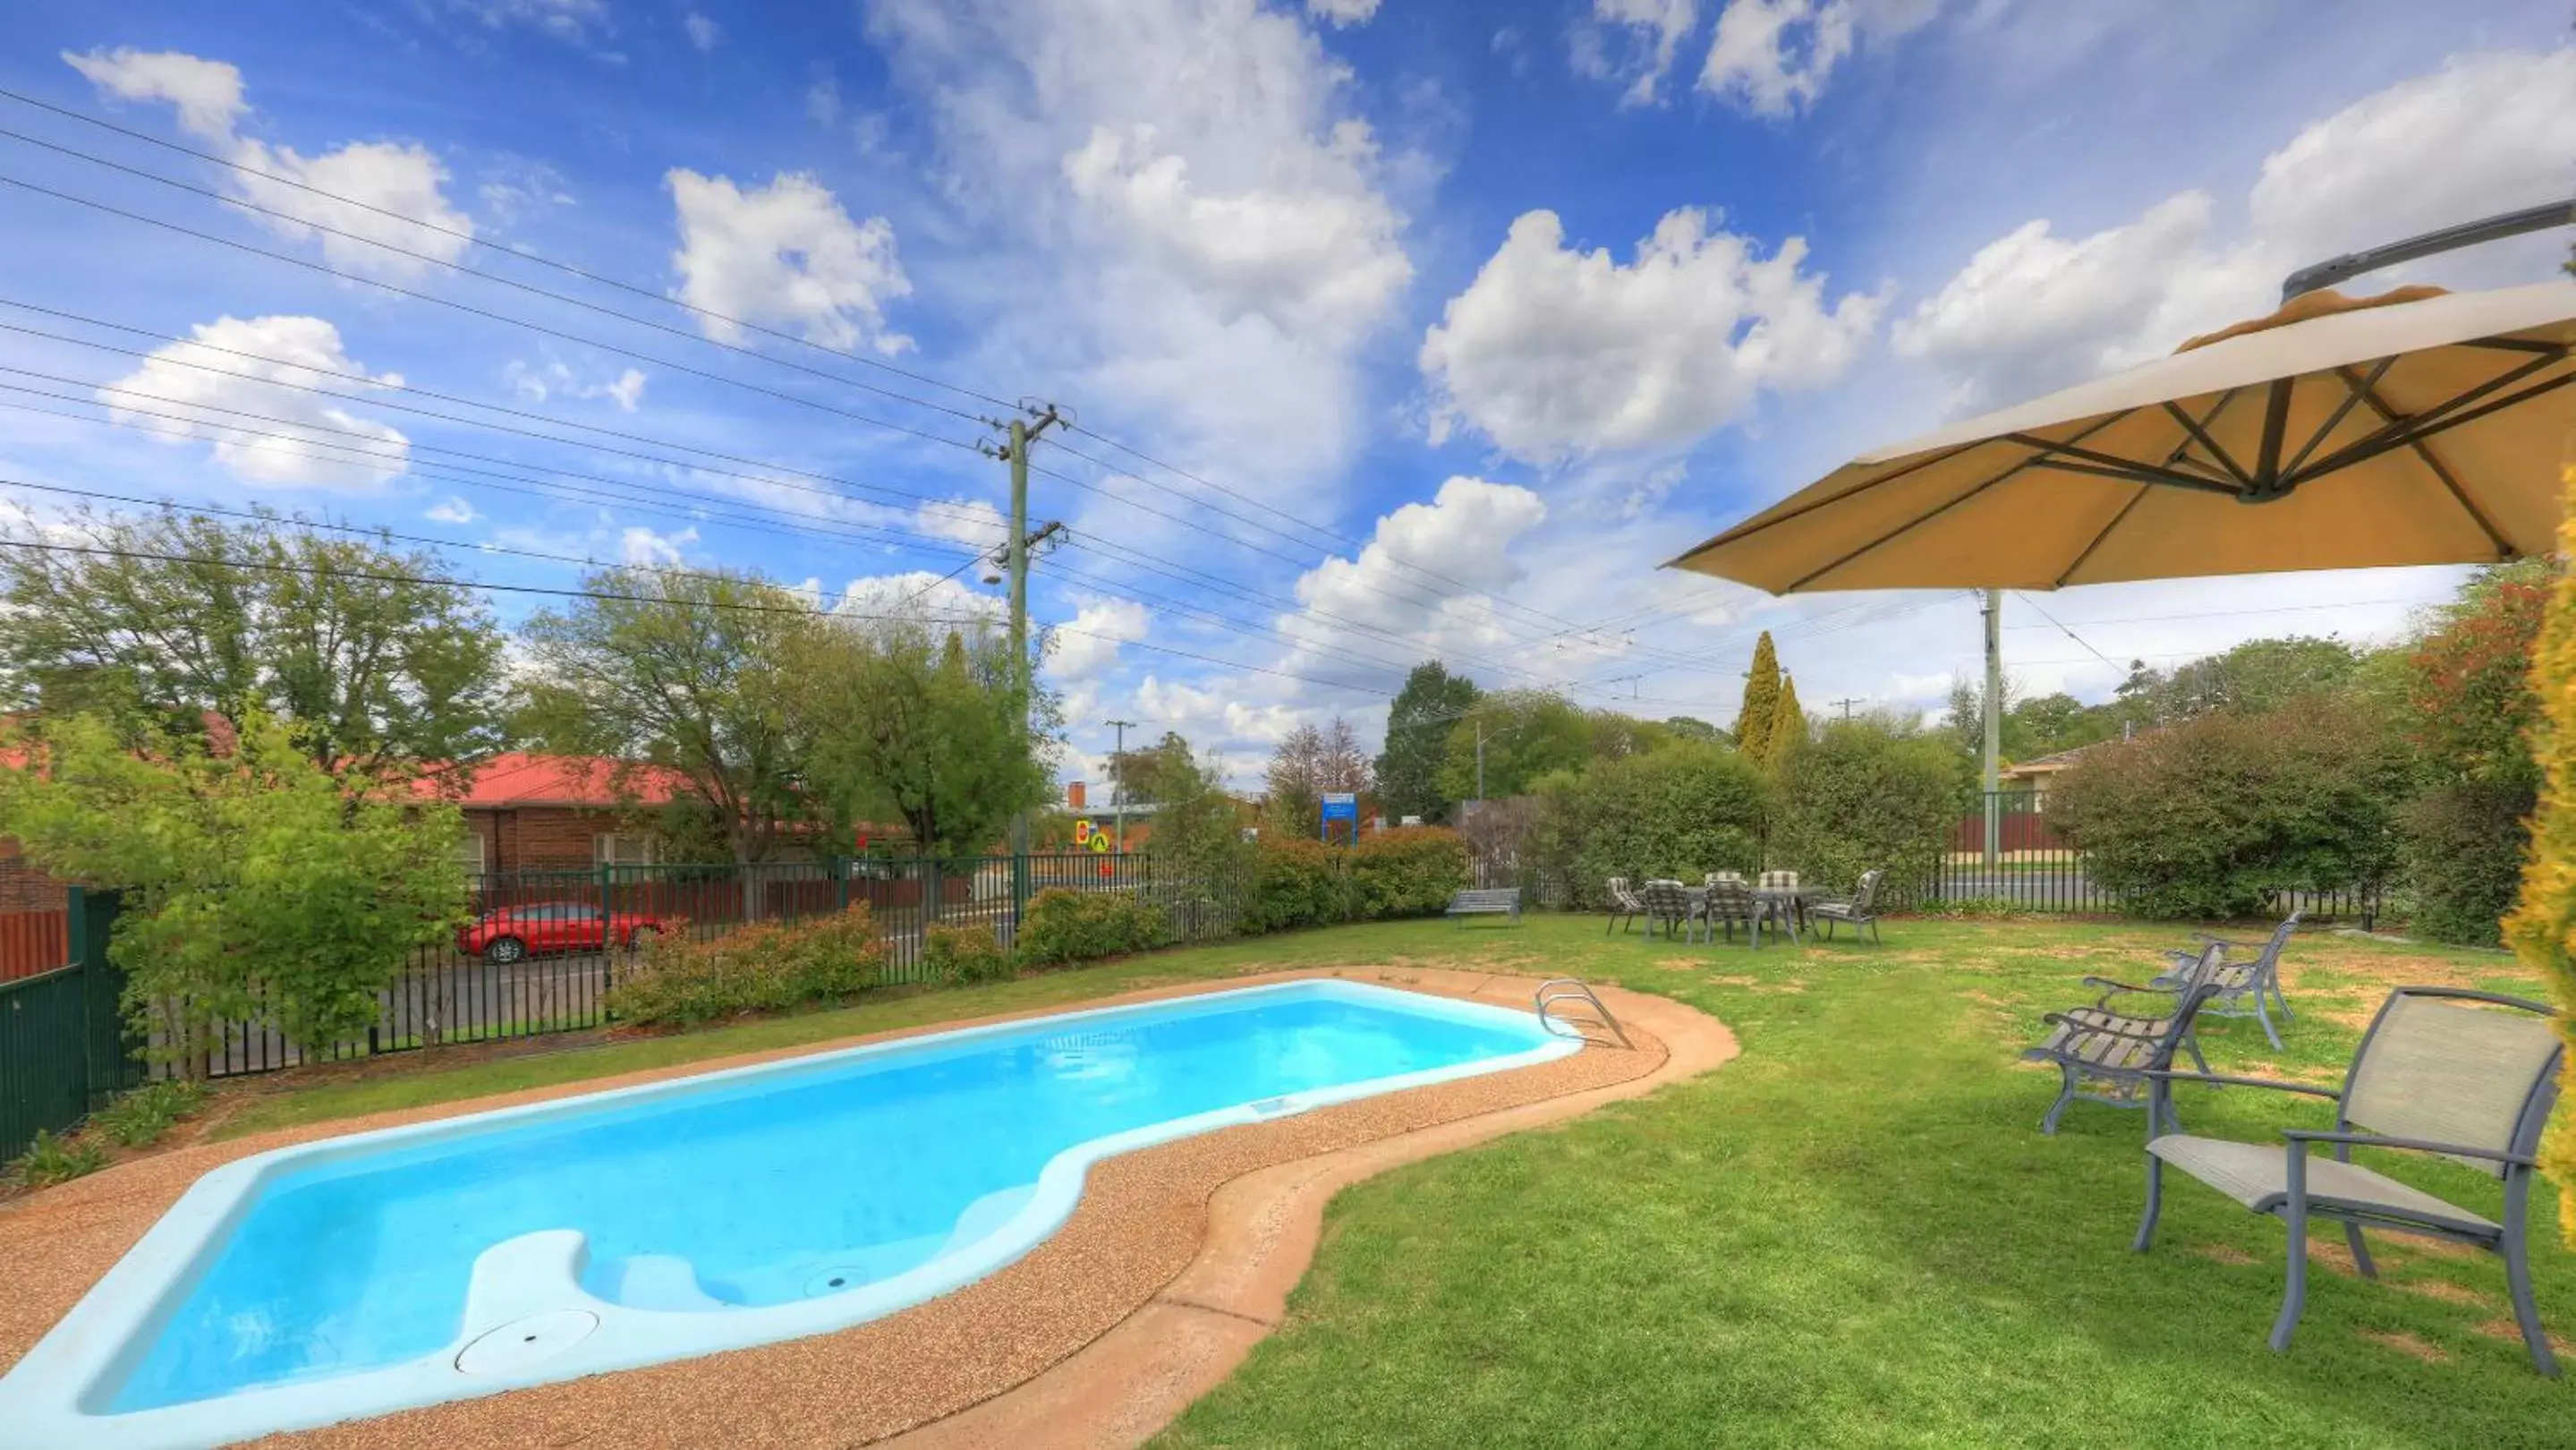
xmin=1768 ymin=673 xmax=1807 ymax=767
xmin=1733 ymin=631 xmax=1781 ymax=763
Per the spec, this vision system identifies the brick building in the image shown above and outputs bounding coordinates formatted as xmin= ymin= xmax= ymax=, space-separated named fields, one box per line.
xmin=455 ymin=754 xmax=691 ymax=874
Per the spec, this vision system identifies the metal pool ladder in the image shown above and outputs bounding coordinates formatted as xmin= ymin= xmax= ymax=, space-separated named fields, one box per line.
xmin=1535 ymin=978 xmax=1632 ymax=1049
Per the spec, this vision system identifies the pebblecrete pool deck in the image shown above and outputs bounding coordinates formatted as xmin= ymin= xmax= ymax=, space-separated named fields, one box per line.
xmin=0 ymin=966 xmax=1735 ymax=1449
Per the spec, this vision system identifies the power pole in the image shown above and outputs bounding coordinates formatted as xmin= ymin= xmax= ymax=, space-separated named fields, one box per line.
xmin=995 ymin=405 xmax=1063 ymax=920
xmin=1475 ymin=720 xmax=1487 ymax=801
xmin=1831 ymin=696 xmax=1862 ymax=721
xmin=1982 ymin=588 xmax=2002 ymax=871
xmin=1105 ymin=718 xmax=1136 ymax=852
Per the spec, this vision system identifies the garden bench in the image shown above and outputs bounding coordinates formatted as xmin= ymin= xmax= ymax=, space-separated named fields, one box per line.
xmin=2024 ymin=943 xmax=2225 ymax=1135
xmin=2148 ymin=911 xmax=2299 ymax=1050
xmin=2135 ymin=985 xmax=2564 ymax=1375
xmin=1446 ymin=888 xmax=1522 ymax=927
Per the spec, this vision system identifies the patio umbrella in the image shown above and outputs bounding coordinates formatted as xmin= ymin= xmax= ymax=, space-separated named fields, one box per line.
xmin=1668 ymin=280 xmax=2576 ymax=592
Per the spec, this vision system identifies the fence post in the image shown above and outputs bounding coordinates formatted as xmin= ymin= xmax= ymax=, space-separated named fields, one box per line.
xmin=835 ymin=855 xmax=849 ymax=916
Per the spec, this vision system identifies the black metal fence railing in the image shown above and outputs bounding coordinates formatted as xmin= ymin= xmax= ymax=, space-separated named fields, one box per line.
xmin=183 ymin=853 xmax=1254 ymax=1080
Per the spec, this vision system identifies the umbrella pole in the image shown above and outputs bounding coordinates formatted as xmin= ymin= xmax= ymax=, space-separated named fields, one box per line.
xmin=1983 ymin=590 xmax=2003 ymax=871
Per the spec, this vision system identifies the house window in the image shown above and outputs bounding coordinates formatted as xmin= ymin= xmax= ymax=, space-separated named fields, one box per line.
xmin=593 ymin=833 xmax=656 ymax=867
xmin=456 ymin=831 xmax=487 ymax=876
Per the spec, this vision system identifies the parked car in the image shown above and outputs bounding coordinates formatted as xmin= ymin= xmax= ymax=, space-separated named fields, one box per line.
xmin=457 ymin=901 xmax=663 ymax=965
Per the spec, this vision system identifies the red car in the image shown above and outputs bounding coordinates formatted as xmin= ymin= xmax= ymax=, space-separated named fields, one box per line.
xmin=457 ymin=901 xmax=663 ymax=964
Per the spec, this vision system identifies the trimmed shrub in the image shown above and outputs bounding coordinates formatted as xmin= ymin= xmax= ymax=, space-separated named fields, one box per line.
xmin=1251 ymin=838 xmax=1357 ymax=932
xmin=2402 ymin=780 xmax=2535 ymax=947
xmin=1773 ymin=721 xmax=1964 ymax=902
xmin=1534 ymin=744 xmax=1772 ymax=908
xmin=607 ymin=904 xmax=891 ymax=1028
xmin=922 ymin=924 xmax=1015 ymax=985
xmin=1015 ymin=887 xmax=1169 ymax=968
xmin=2051 ymin=702 xmax=2403 ymax=919
xmin=1347 ymin=827 xmax=1469 ymax=919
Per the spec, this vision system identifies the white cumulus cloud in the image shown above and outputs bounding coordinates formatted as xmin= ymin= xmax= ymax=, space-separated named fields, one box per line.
xmin=1048 ymin=596 xmax=1152 ymax=678
xmin=1570 ymin=0 xmax=1700 ymax=107
xmin=667 ymin=169 xmax=914 ymax=353
xmin=684 ymin=12 xmax=721 ymax=49
xmin=64 ymin=47 xmax=476 ymax=281
xmin=621 ymin=525 xmax=698 ymax=565
xmin=101 ymin=315 xmax=411 ymax=488
xmin=1062 ymin=122 xmax=1411 ymax=345
xmin=1306 ymin=0 xmax=1381 ymax=26
xmin=1895 ymin=47 xmax=2576 ymax=415
xmin=1421 ymin=208 xmax=1884 ymax=460
xmin=505 ymin=359 xmax=648 ymax=411
xmin=425 ymin=496 xmax=480 ymax=524
xmin=1695 ymin=0 xmax=1939 ymax=116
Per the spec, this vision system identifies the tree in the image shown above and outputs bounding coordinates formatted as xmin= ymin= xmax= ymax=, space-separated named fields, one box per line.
xmin=1109 ymin=730 xmax=1198 ymax=806
xmin=1437 ymin=690 xmax=1590 ymax=802
xmin=1664 ymin=715 xmax=1727 ymax=744
xmin=1733 ymin=632 xmax=1781 ymax=762
xmin=2007 ymin=692 xmax=2113 ymax=758
xmin=1587 ymin=710 xmax=1673 ymax=762
xmin=1375 ymin=661 xmax=1479 ymax=823
xmin=792 ymin=611 xmax=1055 ymax=857
xmin=2504 ymin=469 xmax=2576 ymax=1237
xmin=518 ymin=567 xmax=812 ymax=889
xmin=1132 ymin=734 xmax=1245 ymax=873
xmin=1764 ymin=673 xmax=1807 ymax=768
xmin=2402 ymin=559 xmax=2551 ymax=944
xmin=1531 ymin=743 xmax=1772 ymax=905
xmin=1266 ymin=716 xmax=1371 ymax=837
xmin=1773 ymin=719 xmax=1963 ymax=900
xmin=0 ymin=508 xmax=512 ymax=784
xmin=0 ymin=712 xmax=466 ymax=1074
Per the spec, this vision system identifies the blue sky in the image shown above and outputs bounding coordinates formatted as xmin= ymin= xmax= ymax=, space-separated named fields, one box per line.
xmin=0 ymin=0 xmax=2568 ymax=787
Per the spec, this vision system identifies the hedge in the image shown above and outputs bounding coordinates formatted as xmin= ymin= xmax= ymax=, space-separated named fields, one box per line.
xmin=1014 ymin=887 xmax=1169 ymax=967
xmin=1251 ymin=827 xmax=1470 ymax=932
xmin=1533 ymin=744 xmax=1770 ymax=908
xmin=606 ymin=905 xmax=890 ymax=1028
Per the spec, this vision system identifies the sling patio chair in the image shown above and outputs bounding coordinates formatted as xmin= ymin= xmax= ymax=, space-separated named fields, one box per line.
xmin=1604 ymin=876 xmax=1646 ymax=934
xmin=1807 ymin=869 xmax=1885 ymax=943
xmin=1701 ymin=874 xmax=1760 ymax=945
xmin=1637 ymin=879 xmax=1703 ymax=942
xmin=2147 ymin=911 xmax=2300 ymax=1050
xmin=2134 ymin=985 xmax=2565 ymax=1375
xmin=2023 ymin=943 xmax=2226 ymax=1136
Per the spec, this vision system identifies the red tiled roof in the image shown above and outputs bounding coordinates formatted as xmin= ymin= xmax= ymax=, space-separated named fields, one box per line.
xmin=458 ymin=753 xmax=693 ymax=808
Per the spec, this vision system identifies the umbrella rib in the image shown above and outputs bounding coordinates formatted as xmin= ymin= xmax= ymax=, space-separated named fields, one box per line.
xmin=2329 ymin=365 xmax=2512 ymax=559
xmin=2056 ymin=389 xmax=2242 ymax=587
xmin=2284 ymin=355 xmax=2398 ymax=479
xmin=2293 ymin=362 xmax=2576 ymax=487
xmin=2159 ymin=401 xmax=2250 ymax=486
xmin=2000 ymin=433 xmax=2240 ymax=493
xmin=1781 ymin=417 xmax=2130 ymax=591
xmin=2291 ymin=347 xmax=2569 ymax=482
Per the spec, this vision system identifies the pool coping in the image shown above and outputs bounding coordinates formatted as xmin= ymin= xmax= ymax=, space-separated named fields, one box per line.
xmin=0 ymin=963 xmax=1736 ymax=1448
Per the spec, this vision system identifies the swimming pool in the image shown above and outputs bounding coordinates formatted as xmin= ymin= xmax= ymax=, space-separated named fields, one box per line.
xmin=0 ymin=979 xmax=1575 ymax=1449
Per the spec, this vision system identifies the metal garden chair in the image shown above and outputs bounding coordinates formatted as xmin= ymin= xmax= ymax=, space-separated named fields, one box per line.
xmin=1807 ymin=869 xmax=1884 ymax=943
xmin=2135 ymin=985 xmax=2565 ymax=1375
xmin=1637 ymin=879 xmax=1702 ymax=942
xmin=2024 ymin=943 xmax=2226 ymax=1135
xmin=2148 ymin=911 xmax=2300 ymax=1050
xmin=1701 ymin=875 xmax=1759 ymax=944
xmin=1604 ymin=876 xmax=1645 ymax=934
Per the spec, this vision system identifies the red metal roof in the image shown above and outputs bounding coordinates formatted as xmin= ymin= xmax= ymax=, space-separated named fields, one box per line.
xmin=457 ymin=754 xmax=693 ymax=808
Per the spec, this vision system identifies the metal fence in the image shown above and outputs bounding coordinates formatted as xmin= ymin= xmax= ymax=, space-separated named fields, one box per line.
xmin=186 ymin=852 xmax=1252 ymax=1080
xmin=0 ymin=889 xmax=137 ymax=1159
xmin=1922 ymin=791 xmax=2383 ymax=923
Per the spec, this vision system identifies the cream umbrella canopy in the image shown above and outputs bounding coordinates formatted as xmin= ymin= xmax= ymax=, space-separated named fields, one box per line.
xmin=1669 ymin=280 xmax=2576 ymax=593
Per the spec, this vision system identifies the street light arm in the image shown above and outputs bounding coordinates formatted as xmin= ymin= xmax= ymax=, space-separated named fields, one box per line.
xmin=2281 ymin=201 xmax=2575 ymax=302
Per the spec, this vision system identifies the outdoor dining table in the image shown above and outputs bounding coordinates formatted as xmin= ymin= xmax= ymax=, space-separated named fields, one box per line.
xmin=1677 ymin=883 xmax=1807 ymax=948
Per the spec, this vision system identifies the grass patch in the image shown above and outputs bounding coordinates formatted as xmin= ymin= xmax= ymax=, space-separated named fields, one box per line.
xmin=130 ymin=912 xmax=2574 ymax=1445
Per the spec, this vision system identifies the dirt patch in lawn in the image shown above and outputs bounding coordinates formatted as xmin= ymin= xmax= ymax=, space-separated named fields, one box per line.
xmin=2358 ymin=1329 xmax=2450 ymax=1363
xmin=2395 ymin=1277 xmax=2495 ymax=1309
xmin=2189 ymin=1243 xmax=2260 ymax=1267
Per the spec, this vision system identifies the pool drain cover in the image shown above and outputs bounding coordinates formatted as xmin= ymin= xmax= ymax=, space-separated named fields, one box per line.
xmin=803 ymin=1267 xmax=867 ymax=1298
xmin=455 ymin=1310 xmax=600 ymax=1375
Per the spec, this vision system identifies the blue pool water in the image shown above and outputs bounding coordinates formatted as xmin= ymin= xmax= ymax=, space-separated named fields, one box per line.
xmin=106 ymin=983 xmax=1560 ymax=1414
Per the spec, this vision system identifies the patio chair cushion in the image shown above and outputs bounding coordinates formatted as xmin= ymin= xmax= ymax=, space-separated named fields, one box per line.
xmin=1757 ymin=870 xmax=1800 ymax=891
xmin=2146 ymin=1134 xmax=2500 ymax=1236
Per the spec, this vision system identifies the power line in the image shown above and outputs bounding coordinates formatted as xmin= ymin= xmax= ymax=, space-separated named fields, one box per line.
xmin=2012 ymin=591 xmax=2118 ymax=669
xmin=0 ymin=91 xmax=1018 ymax=413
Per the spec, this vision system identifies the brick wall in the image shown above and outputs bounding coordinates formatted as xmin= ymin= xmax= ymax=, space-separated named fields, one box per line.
xmin=477 ymin=806 xmax=633 ymax=872
xmin=0 ymin=840 xmax=66 ymax=914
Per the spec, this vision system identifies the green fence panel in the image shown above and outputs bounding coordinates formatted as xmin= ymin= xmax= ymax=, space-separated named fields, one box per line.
xmin=0 ymin=887 xmax=128 ymax=1161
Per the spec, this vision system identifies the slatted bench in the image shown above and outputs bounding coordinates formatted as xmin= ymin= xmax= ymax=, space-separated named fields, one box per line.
xmin=1445 ymin=888 xmax=1522 ymax=927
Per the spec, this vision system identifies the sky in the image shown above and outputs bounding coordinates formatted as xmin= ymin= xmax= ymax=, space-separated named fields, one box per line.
xmin=0 ymin=0 xmax=2568 ymax=789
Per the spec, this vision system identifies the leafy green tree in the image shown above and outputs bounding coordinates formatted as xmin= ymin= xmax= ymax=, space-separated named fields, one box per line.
xmin=1375 ymin=661 xmax=1479 ymax=823
xmin=1587 ymin=710 xmax=1673 ymax=761
xmin=1773 ymin=720 xmax=1963 ymax=900
xmin=1663 ymin=715 xmax=1727 ymax=744
xmin=2006 ymin=692 xmax=2113 ymax=757
xmin=1531 ymin=744 xmax=1772 ymax=904
xmin=0 ymin=712 xmax=466 ymax=1074
xmin=518 ymin=567 xmax=813 ymax=877
xmin=1733 ymin=632 xmax=1781 ymax=762
xmin=1133 ymin=733 xmax=1248 ymax=873
xmin=792 ymin=613 xmax=1056 ymax=857
xmin=2402 ymin=559 xmax=2551 ymax=943
xmin=1438 ymin=690 xmax=1590 ymax=801
xmin=0 ymin=508 xmax=512 ymax=783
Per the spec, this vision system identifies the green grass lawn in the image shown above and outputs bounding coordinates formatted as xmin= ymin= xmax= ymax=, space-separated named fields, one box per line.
xmin=193 ymin=915 xmax=2570 ymax=1446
